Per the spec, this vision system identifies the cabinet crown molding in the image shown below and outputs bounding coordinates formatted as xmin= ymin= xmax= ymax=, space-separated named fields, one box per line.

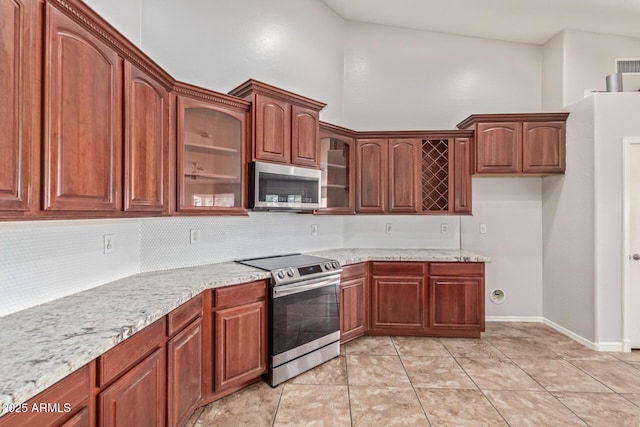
xmin=456 ymin=112 xmax=570 ymax=129
xmin=173 ymin=81 xmax=251 ymax=112
xmin=229 ymin=79 xmax=326 ymax=111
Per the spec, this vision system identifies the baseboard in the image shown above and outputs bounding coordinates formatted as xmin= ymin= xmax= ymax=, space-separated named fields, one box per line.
xmin=486 ymin=316 xmax=626 ymax=352
xmin=485 ymin=316 xmax=544 ymax=322
xmin=542 ymin=318 xmax=624 ymax=352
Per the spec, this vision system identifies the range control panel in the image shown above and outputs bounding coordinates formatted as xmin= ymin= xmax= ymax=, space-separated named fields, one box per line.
xmin=271 ymin=260 xmax=342 ymax=286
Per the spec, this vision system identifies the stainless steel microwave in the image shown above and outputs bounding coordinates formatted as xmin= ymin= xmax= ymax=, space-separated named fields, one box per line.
xmin=249 ymin=161 xmax=321 ymax=211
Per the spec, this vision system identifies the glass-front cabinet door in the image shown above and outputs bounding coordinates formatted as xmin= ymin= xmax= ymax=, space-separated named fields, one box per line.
xmin=177 ymin=95 xmax=247 ymax=213
xmin=318 ymin=123 xmax=356 ymax=214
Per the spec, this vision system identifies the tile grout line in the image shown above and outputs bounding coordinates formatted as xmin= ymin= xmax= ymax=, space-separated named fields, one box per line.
xmin=343 ymin=345 xmax=354 ymax=427
xmin=270 ymin=381 xmax=286 ymax=426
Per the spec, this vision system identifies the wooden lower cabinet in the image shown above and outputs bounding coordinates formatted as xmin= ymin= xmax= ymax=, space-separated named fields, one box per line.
xmin=0 ymin=364 xmax=91 ymax=427
xmin=99 ymin=348 xmax=165 ymax=427
xmin=168 ymin=318 xmax=202 ymax=427
xmin=214 ymin=300 xmax=267 ymax=391
xmin=428 ymin=262 xmax=485 ymax=336
xmin=340 ymin=263 xmax=368 ymax=343
xmin=369 ymin=262 xmax=426 ymax=333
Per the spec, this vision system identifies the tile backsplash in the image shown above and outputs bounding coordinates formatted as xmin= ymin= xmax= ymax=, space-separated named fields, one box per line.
xmin=0 ymin=213 xmax=459 ymax=317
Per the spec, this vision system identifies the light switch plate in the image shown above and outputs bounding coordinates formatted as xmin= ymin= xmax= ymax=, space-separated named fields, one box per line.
xmin=190 ymin=229 xmax=201 ymax=244
xmin=103 ymin=234 xmax=113 ymax=254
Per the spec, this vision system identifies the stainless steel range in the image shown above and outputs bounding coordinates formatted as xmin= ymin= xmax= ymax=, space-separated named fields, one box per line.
xmin=236 ymin=253 xmax=342 ymax=386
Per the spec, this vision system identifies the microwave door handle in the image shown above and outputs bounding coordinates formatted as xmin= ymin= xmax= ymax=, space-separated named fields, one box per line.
xmin=272 ymin=276 xmax=340 ymax=298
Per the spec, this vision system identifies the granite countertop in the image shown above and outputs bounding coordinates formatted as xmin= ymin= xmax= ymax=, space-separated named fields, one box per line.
xmin=0 ymin=248 xmax=489 ymax=413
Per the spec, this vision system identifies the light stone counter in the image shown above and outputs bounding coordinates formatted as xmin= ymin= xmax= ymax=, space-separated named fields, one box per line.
xmin=0 ymin=248 xmax=489 ymax=414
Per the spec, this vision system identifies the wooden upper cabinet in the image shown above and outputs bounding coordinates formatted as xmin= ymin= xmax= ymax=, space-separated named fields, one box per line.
xmin=124 ymin=61 xmax=169 ymax=212
xmin=44 ymin=4 xmax=122 ymax=211
xmin=0 ymin=0 xmax=37 ymax=215
xmin=457 ymin=113 xmax=569 ymax=176
xmin=388 ymin=139 xmax=420 ymax=213
xmin=229 ymin=79 xmax=325 ymax=169
xmin=356 ymin=139 xmax=387 ymax=213
xmin=174 ymin=84 xmax=250 ymax=214
xmin=475 ymin=122 xmax=521 ymax=174
xmin=523 ymin=121 xmax=566 ymax=173
xmin=453 ymin=137 xmax=472 ymax=214
xmin=318 ymin=122 xmax=356 ymax=214
xmin=255 ymin=93 xmax=291 ymax=163
xmin=291 ymin=104 xmax=320 ymax=167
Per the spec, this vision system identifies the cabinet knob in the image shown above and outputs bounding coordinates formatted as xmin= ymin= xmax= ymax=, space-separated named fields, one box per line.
xmin=633 ymin=254 xmax=640 ymax=261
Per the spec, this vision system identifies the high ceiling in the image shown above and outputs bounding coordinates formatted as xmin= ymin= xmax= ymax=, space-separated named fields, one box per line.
xmin=320 ymin=0 xmax=640 ymax=45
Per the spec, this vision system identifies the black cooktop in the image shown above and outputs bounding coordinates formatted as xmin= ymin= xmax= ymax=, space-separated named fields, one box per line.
xmin=235 ymin=253 xmax=334 ymax=271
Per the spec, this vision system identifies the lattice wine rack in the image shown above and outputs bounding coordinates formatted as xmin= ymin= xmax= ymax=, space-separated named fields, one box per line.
xmin=422 ymin=139 xmax=450 ymax=213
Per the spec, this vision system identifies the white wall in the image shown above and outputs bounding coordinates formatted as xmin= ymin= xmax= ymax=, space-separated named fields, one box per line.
xmin=542 ymin=97 xmax=596 ymax=341
xmin=343 ymin=216 xmax=460 ymax=249
xmin=593 ymin=93 xmax=640 ymax=343
xmin=462 ymin=178 xmax=543 ymax=319
xmin=343 ymin=22 xmax=542 ymax=130
xmin=542 ymin=32 xmax=564 ymax=111
xmin=83 ymin=0 xmax=142 ymax=46
xmin=138 ymin=0 xmax=346 ymax=124
xmin=564 ymin=30 xmax=640 ymax=107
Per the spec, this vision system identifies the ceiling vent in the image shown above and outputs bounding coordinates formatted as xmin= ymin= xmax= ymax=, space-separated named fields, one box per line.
xmin=616 ymin=58 xmax=640 ymax=74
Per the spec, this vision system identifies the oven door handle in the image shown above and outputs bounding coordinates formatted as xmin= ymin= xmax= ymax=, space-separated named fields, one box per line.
xmin=272 ymin=274 xmax=341 ymax=298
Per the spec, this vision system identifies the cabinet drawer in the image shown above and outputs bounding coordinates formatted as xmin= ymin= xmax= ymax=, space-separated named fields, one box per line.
xmin=340 ymin=263 xmax=366 ymax=280
xmin=99 ymin=318 xmax=165 ymax=386
xmin=371 ymin=262 xmax=424 ymax=276
xmin=0 ymin=364 xmax=90 ymax=427
xmin=168 ymin=294 xmax=203 ymax=337
xmin=430 ymin=262 xmax=483 ymax=276
xmin=215 ymin=280 xmax=267 ymax=308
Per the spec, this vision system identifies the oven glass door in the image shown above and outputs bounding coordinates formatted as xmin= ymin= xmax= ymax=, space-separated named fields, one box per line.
xmin=271 ymin=277 xmax=340 ymax=358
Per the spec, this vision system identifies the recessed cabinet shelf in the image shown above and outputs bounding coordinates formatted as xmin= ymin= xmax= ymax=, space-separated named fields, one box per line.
xmin=184 ymin=173 xmax=241 ymax=182
xmin=184 ymin=143 xmax=240 ymax=155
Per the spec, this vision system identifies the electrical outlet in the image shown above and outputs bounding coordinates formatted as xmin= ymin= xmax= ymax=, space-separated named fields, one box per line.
xmin=440 ymin=223 xmax=449 ymax=234
xmin=480 ymin=224 xmax=487 ymax=234
xmin=103 ymin=234 xmax=113 ymax=254
xmin=190 ymin=229 xmax=201 ymax=244
xmin=385 ymin=223 xmax=392 ymax=234
xmin=311 ymin=224 xmax=318 ymax=236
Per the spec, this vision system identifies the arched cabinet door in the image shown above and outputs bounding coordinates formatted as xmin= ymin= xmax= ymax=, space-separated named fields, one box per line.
xmin=255 ymin=94 xmax=291 ymax=164
xmin=356 ymin=139 xmax=387 ymax=213
xmin=475 ymin=122 xmax=521 ymax=174
xmin=292 ymin=105 xmax=320 ymax=168
xmin=0 ymin=0 xmax=37 ymax=215
xmin=388 ymin=138 xmax=420 ymax=213
xmin=523 ymin=121 xmax=565 ymax=173
xmin=44 ymin=4 xmax=122 ymax=211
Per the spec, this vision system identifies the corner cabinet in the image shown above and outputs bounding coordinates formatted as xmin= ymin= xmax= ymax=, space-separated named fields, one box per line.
xmin=229 ymin=79 xmax=326 ymax=169
xmin=457 ymin=113 xmax=569 ymax=175
xmin=318 ymin=122 xmax=356 ymax=214
xmin=174 ymin=83 xmax=250 ymax=214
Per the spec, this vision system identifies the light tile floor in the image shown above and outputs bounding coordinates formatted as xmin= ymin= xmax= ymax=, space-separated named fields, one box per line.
xmin=188 ymin=322 xmax=640 ymax=426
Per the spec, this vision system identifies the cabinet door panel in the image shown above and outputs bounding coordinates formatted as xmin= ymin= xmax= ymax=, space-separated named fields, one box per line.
xmin=522 ymin=121 xmax=565 ymax=173
xmin=0 ymin=0 xmax=33 ymax=212
xmin=44 ymin=5 xmax=122 ymax=211
xmin=58 ymin=408 xmax=90 ymax=427
xmin=356 ymin=139 xmax=387 ymax=213
xmin=475 ymin=123 xmax=521 ymax=174
xmin=371 ymin=277 xmax=424 ymax=330
xmin=99 ymin=348 xmax=165 ymax=427
xmin=292 ymin=105 xmax=319 ymax=168
xmin=124 ymin=61 xmax=168 ymax=212
xmin=168 ymin=319 xmax=202 ymax=427
xmin=430 ymin=277 xmax=483 ymax=331
xmin=453 ymin=137 xmax=472 ymax=213
xmin=340 ymin=276 xmax=367 ymax=343
xmin=255 ymin=94 xmax=290 ymax=163
xmin=388 ymin=139 xmax=420 ymax=213
xmin=215 ymin=300 xmax=267 ymax=391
